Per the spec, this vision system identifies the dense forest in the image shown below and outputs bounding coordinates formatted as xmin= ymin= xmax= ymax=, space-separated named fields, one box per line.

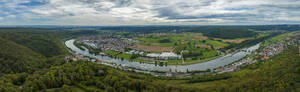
xmin=0 ymin=28 xmax=299 ymax=92
xmin=0 ymin=37 xmax=46 ymax=73
xmin=0 ymin=30 xmax=69 ymax=73
xmin=100 ymin=27 xmax=259 ymax=39
xmin=0 ymin=33 xmax=67 ymax=57
xmin=202 ymin=28 xmax=257 ymax=39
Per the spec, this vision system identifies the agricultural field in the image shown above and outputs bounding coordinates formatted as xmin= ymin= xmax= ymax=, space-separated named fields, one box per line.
xmin=133 ymin=33 xmax=230 ymax=51
xmin=124 ymin=32 xmax=259 ymax=65
xmin=73 ymin=29 xmax=267 ymax=65
xmin=130 ymin=45 xmax=173 ymax=52
xmin=133 ymin=33 xmax=226 ymax=52
xmin=213 ymin=33 xmax=270 ymax=44
xmin=205 ymin=39 xmax=229 ymax=49
xmin=105 ymin=50 xmax=133 ymax=60
xmin=134 ymin=33 xmax=207 ymax=47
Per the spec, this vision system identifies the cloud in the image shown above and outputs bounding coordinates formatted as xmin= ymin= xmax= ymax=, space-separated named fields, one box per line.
xmin=0 ymin=0 xmax=300 ymax=25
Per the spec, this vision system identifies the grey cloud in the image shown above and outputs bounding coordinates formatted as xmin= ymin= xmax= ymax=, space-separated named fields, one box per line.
xmin=1 ymin=0 xmax=300 ymax=25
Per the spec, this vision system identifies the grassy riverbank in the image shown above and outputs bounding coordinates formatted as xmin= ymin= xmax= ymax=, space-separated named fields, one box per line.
xmin=133 ymin=55 xmax=221 ymax=65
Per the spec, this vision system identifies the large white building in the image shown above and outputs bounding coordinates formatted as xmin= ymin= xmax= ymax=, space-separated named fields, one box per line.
xmin=146 ymin=52 xmax=181 ymax=60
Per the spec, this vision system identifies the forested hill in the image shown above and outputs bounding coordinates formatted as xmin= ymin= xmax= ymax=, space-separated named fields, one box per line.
xmin=202 ymin=28 xmax=257 ymax=39
xmin=0 ymin=46 xmax=299 ymax=92
xmin=0 ymin=31 xmax=68 ymax=73
xmin=0 ymin=32 xmax=68 ymax=57
xmin=0 ymin=37 xmax=46 ymax=73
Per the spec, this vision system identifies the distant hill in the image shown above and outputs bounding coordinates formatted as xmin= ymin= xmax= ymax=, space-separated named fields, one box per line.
xmin=203 ymin=28 xmax=257 ymax=39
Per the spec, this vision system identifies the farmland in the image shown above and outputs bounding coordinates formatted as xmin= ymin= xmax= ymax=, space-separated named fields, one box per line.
xmin=72 ymin=29 xmax=269 ymax=65
xmin=133 ymin=33 xmax=228 ymax=52
xmin=130 ymin=45 xmax=173 ymax=52
xmin=127 ymin=33 xmax=229 ymax=64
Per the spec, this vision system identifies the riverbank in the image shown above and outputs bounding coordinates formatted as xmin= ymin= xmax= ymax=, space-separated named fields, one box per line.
xmin=65 ymin=39 xmax=261 ymax=73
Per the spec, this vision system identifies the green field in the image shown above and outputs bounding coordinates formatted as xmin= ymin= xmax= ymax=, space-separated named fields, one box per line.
xmin=206 ymin=39 xmax=229 ymax=48
xmin=136 ymin=33 xmax=206 ymax=47
xmin=262 ymin=32 xmax=294 ymax=46
xmin=105 ymin=50 xmax=133 ymax=60
xmin=136 ymin=33 xmax=230 ymax=49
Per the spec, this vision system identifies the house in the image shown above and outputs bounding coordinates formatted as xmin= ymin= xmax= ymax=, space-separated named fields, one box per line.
xmin=97 ymin=60 xmax=104 ymax=63
xmin=261 ymin=55 xmax=268 ymax=60
xmin=215 ymin=67 xmax=225 ymax=72
xmin=64 ymin=55 xmax=72 ymax=63
xmin=76 ymin=54 xmax=83 ymax=60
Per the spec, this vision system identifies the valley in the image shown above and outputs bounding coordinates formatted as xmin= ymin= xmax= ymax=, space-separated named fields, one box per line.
xmin=0 ymin=25 xmax=299 ymax=92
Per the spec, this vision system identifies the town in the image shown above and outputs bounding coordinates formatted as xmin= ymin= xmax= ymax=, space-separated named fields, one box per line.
xmin=77 ymin=35 xmax=133 ymax=52
xmin=75 ymin=35 xmax=183 ymax=61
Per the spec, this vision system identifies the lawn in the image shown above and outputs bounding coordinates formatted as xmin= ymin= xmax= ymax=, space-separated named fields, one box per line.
xmin=206 ymin=39 xmax=229 ymax=49
xmin=130 ymin=45 xmax=173 ymax=52
xmin=105 ymin=50 xmax=133 ymax=59
xmin=189 ymin=39 xmax=229 ymax=50
xmin=105 ymin=50 xmax=120 ymax=56
xmin=137 ymin=37 xmax=178 ymax=47
xmin=118 ymin=53 xmax=133 ymax=60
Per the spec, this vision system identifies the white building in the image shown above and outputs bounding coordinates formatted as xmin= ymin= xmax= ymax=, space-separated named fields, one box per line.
xmin=146 ymin=52 xmax=181 ymax=60
xmin=146 ymin=53 xmax=160 ymax=58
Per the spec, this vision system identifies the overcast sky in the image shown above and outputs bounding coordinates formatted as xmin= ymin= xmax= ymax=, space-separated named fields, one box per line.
xmin=0 ymin=0 xmax=300 ymax=26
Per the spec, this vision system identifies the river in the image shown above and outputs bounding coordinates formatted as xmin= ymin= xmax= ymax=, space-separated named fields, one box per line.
xmin=65 ymin=39 xmax=260 ymax=72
